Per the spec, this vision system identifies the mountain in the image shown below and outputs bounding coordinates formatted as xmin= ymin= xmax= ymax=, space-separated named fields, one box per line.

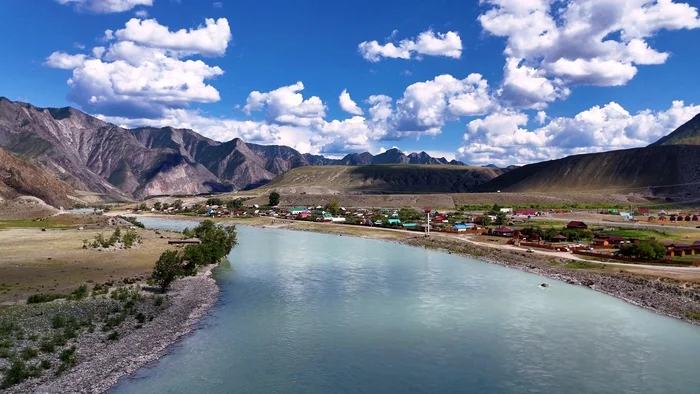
xmin=257 ymin=165 xmax=507 ymax=194
xmin=480 ymin=113 xmax=700 ymax=198
xmin=0 ymin=98 xmax=229 ymax=200
xmin=480 ymin=145 xmax=700 ymax=197
xmin=0 ymin=97 xmax=500 ymax=199
xmin=649 ymin=113 xmax=700 ymax=147
xmin=0 ymin=145 xmax=75 ymax=208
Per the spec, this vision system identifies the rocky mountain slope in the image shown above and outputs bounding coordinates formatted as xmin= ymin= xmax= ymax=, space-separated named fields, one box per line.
xmin=256 ymin=165 xmax=506 ymax=194
xmin=481 ymin=114 xmax=700 ymax=198
xmin=0 ymin=97 xmax=481 ymax=199
xmin=480 ymin=145 xmax=700 ymax=198
xmin=649 ymin=113 xmax=700 ymax=147
xmin=0 ymin=145 xmax=75 ymax=208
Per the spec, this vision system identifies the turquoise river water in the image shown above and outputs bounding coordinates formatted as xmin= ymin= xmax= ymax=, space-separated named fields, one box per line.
xmin=110 ymin=218 xmax=700 ymax=393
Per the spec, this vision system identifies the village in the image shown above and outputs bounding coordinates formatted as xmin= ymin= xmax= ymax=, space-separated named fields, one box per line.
xmin=131 ymin=196 xmax=700 ymax=267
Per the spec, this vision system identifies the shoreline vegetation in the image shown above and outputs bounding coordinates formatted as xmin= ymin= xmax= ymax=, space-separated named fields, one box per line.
xmin=0 ymin=219 xmax=236 ymax=393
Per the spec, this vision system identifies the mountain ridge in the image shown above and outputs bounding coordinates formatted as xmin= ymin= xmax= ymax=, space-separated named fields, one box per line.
xmin=0 ymin=97 xmax=492 ymax=200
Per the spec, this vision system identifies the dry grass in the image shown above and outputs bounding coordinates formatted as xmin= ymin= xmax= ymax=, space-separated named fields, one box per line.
xmin=0 ymin=226 xmax=175 ymax=303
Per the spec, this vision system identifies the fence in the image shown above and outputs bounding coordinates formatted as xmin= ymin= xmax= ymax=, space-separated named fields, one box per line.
xmin=572 ymin=250 xmax=667 ymax=264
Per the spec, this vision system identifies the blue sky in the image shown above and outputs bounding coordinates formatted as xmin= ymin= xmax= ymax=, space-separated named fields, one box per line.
xmin=2 ymin=0 xmax=700 ymax=165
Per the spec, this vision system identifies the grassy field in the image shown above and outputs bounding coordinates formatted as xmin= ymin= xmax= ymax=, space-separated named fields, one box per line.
xmin=0 ymin=225 xmax=176 ymax=304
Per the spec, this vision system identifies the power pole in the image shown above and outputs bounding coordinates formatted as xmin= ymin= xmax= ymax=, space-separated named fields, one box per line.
xmin=425 ymin=207 xmax=431 ymax=237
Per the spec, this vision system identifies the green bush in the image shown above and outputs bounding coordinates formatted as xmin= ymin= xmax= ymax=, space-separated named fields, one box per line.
xmin=39 ymin=340 xmax=55 ymax=354
xmin=70 ymin=285 xmax=88 ymax=300
xmin=92 ymin=283 xmax=109 ymax=296
xmin=51 ymin=315 xmax=66 ymax=329
xmin=2 ymin=359 xmax=29 ymax=388
xmin=154 ymin=296 xmax=164 ymax=307
xmin=107 ymin=331 xmax=120 ymax=341
xmin=27 ymin=293 xmax=68 ymax=304
xmin=40 ymin=359 xmax=52 ymax=370
xmin=20 ymin=346 xmax=38 ymax=360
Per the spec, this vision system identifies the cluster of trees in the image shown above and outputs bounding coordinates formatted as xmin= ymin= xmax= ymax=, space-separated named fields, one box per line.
xmin=151 ymin=220 xmax=238 ymax=292
xmin=519 ymin=226 xmax=591 ymax=242
xmin=618 ymin=240 xmax=666 ymax=260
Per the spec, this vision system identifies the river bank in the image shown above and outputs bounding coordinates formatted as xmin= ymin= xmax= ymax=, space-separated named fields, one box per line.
xmin=3 ymin=263 xmax=219 ymax=394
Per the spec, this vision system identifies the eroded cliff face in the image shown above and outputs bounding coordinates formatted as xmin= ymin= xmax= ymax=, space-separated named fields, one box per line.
xmin=0 ymin=145 xmax=75 ymax=208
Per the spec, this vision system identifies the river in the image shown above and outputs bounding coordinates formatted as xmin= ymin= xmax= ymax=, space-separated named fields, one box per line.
xmin=110 ymin=218 xmax=700 ymax=393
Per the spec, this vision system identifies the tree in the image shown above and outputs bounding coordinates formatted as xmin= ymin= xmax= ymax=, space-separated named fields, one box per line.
xmin=269 ymin=192 xmax=280 ymax=207
xmin=152 ymin=250 xmax=183 ymax=293
xmin=619 ymin=240 xmax=666 ymax=260
xmin=398 ymin=207 xmax=421 ymax=222
xmin=495 ymin=211 xmax=508 ymax=225
xmin=226 ymin=199 xmax=244 ymax=210
xmin=173 ymin=199 xmax=183 ymax=210
xmin=325 ymin=199 xmax=340 ymax=215
xmin=488 ymin=204 xmax=502 ymax=215
xmin=206 ymin=198 xmax=223 ymax=206
xmin=138 ymin=203 xmax=148 ymax=211
xmin=153 ymin=202 xmax=162 ymax=211
xmin=482 ymin=215 xmax=492 ymax=226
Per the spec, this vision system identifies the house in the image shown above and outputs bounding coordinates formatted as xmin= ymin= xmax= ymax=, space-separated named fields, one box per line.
xmin=433 ymin=215 xmax=449 ymax=223
xmin=515 ymin=209 xmax=537 ymax=216
xmin=637 ymin=208 xmax=650 ymax=215
xmin=591 ymin=238 xmax=609 ymax=247
xmin=322 ymin=213 xmax=334 ymax=222
xmin=331 ymin=217 xmax=346 ymax=223
xmin=473 ymin=216 xmax=485 ymax=225
xmin=500 ymin=208 xmax=512 ymax=213
xmin=298 ymin=211 xmax=312 ymax=219
xmin=551 ymin=234 xmax=568 ymax=243
xmin=289 ymin=207 xmax=307 ymax=215
xmin=492 ymin=226 xmax=515 ymax=237
xmin=387 ymin=218 xmax=402 ymax=225
xmin=566 ymin=221 xmax=588 ymax=230
xmin=403 ymin=223 xmax=418 ymax=229
xmin=607 ymin=235 xmax=626 ymax=245
xmin=453 ymin=224 xmax=470 ymax=233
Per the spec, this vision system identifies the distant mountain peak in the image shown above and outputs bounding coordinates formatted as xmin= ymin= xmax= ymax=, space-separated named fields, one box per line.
xmin=650 ymin=112 xmax=700 ymax=147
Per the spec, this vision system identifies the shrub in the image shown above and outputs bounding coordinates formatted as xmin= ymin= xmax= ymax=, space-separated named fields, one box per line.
xmin=2 ymin=359 xmax=28 ymax=388
xmin=40 ymin=359 xmax=52 ymax=370
xmin=27 ymin=293 xmax=67 ymax=304
xmin=70 ymin=285 xmax=88 ymax=300
xmin=154 ymin=296 xmax=164 ymax=307
xmin=51 ymin=332 xmax=67 ymax=347
xmin=107 ymin=331 xmax=120 ymax=341
xmin=59 ymin=346 xmax=76 ymax=364
xmin=92 ymin=283 xmax=109 ymax=296
xmin=20 ymin=346 xmax=38 ymax=360
xmin=39 ymin=340 xmax=55 ymax=354
xmin=122 ymin=216 xmax=145 ymax=228
xmin=51 ymin=315 xmax=66 ymax=329
xmin=122 ymin=230 xmax=140 ymax=248
xmin=135 ymin=312 xmax=146 ymax=324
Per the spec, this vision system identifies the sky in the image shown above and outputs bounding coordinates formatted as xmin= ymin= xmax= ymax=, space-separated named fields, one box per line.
xmin=1 ymin=0 xmax=700 ymax=166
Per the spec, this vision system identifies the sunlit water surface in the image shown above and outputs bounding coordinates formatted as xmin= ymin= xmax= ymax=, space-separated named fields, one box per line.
xmin=110 ymin=217 xmax=700 ymax=393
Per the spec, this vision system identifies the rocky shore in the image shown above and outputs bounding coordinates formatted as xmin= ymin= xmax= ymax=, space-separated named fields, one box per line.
xmin=6 ymin=265 xmax=219 ymax=394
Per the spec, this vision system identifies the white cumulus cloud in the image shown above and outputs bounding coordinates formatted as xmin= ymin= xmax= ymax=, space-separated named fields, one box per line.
xmin=113 ymin=18 xmax=231 ymax=56
xmin=338 ymin=89 xmax=363 ymax=115
xmin=479 ymin=0 xmax=700 ymax=108
xmin=44 ymin=52 xmax=88 ymax=69
xmin=458 ymin=100 xmax=700 ymax=166
xmin=44 ymin=17 xmax=232 ymax=118
xmin=56 ymin=0 xmax=153 ymax=13
xmin=358 ymin=30 xmax=462 ymax=62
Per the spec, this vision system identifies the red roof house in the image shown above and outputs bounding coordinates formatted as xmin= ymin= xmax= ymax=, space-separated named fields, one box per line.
xmin=566 ymin=221 xmax=588 ymax=230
